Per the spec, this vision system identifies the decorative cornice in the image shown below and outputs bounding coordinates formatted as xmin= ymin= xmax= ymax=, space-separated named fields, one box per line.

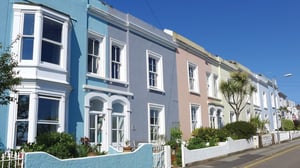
xmin=83 ymin=84 xmax=134 ymax=97
xmin=87 ymin=5 xmax=177 ymax=50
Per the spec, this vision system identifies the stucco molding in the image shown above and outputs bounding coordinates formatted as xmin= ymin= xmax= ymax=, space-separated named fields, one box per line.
xmin=87 ymin=5 xmax=177 ymax=50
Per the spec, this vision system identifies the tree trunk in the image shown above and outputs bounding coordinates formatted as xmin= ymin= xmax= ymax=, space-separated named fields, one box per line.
xmin=235 ymin=112 xmax=240 ymax=121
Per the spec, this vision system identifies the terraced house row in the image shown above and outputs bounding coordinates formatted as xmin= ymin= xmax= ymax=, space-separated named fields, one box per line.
xmin=0 ymin=0 xmax=298 ymax=152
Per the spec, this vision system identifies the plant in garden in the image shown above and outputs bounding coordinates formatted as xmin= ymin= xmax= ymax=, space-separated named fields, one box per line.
xmin=22 ymin=132 xmax=78 ymax=159
xmin=293 ymin=120 xmax=300 ymax=130
xmin=281 ymin=119 xmax=295 ymax=131
xmin=250 ymin=115 xmax=269 ymax=134
xmin=166 ymin=126 xmax=182 ymax=167
xmin=222 ymin=121 xmax=256 ymax=140
xmin=187 ymin=127 xmax=228 ymax=150
xmin=0 ymin=42 xmax=21 ymax=105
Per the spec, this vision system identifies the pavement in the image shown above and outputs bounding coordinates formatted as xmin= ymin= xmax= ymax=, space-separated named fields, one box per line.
xmin=187 ymin=138 xmax=300 ymax=168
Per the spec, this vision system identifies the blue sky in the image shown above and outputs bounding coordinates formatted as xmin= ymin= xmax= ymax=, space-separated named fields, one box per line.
xmin=105 ymin=0 xmax=300 ymax=104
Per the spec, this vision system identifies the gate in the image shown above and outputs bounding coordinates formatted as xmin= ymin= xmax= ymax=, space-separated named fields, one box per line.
xmin=152 ymin=145 xmax=171 ymax=168
xmin=0 ymin=150 xmax=24 ymax=168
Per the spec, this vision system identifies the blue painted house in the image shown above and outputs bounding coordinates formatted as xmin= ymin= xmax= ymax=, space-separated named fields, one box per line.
xmin=0 ymin=0 xmax=178 ymax=152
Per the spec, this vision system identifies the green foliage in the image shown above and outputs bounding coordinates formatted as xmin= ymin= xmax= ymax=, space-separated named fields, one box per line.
xmin=166 ymin=126 xmax=182 ymax=167
xmin=78 ymin=137 xmax=104 ymax=157
xmin=22 ymin=132 xmax=78 ymax=159
xmin=281 ymin=119 xmax=295 ymax=131
xmin=250 ymin=115 xmax=269 ymax=134
xmin=166 ymin=127 xmax=182 ymax=149
xmin=293 ymin=120 xmax=300 ymax=130
xmin=0 ymin=43 xmax=21 ymax=105
xmin=187 ymin=127 xmax=228 ymax=150
xmin=222 ymin=121 xmax=256 ymax=140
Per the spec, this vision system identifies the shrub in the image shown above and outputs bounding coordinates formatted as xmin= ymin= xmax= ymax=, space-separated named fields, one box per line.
xmin=222 ymin=121 xmax=256 ymax=140
xmin=22 ymin=132 xmax=78 ymax=159
xmin=166 ymin=126 xmax=182 ymax=167
xmin=187 ymin=127 xmax=228 ymax=150
xmin=293 ymin=120 xmax=300 ymax=130
xmin=281 ymin=119 xmax=295 ymax=131
xmin=250 ymin=115 xmax=269 ymax=134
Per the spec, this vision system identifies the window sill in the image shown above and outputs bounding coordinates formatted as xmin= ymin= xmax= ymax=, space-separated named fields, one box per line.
xmin=86 ymin=74 xmax=129 ymax=87
xmin=189 ymin=90 xmax=200 ymax=96
xmin=148 ymin=87 xmax=165 ymax=94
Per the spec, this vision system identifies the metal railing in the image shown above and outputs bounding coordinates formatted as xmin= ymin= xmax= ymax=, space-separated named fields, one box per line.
xmin=0 ymin=150 xmax=24 ymax=168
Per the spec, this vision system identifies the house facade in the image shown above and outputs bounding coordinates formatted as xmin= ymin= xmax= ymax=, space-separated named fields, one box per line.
xmin=0 ymin=0 xmax=298 ymax=153
xmin=0 ymin=0 xmax=179 ymax=152
xmin=165 ymin=30 xmax=211 ymax=140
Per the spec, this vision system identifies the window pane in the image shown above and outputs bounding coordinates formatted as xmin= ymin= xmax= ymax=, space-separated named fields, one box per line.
xmin=37 ymin=124 xmax=57 ymax=136
xmin=90 ymin=99 xmax=103 ymax=111
xmin=89 ymin=130 xmax=95 ymax=143
xmin=43 ymin=18 xmax=62 ymax=42
xmin=17 ymin=95 xmax=29 ymax=119
xmin=16 ymin=121 xmax=28 ymax=146
xmin=88 ymin=55 xmax=92 ymax=72
xmin=41 ymin=41 xmax=61 ymax=65
xmin=112 ymin=116 xmax=117 ymax=129
xmin=112 ymin=103 xmax=123 ymax=113
xmin=38 ymin=98 xmax=59 ymax=121
xmin=112 ymin=130 xmax=117 ymax=142
xmin=94 ymin=40 xmax=99 ymax=55
xmin=88 ymin=39 xmax=93 ymax=54
xmin=21 ymin=37 xmax=34 ymax=60
xmin=89 ymin=114 xmax=96 ymax=128
xmin=23 ymin=14 xmax=35 ymax=35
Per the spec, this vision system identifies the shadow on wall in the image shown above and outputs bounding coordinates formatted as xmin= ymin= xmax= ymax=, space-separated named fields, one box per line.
xmin=68 ymin=26 xmax=83 ymax=138
xmin=0 ymin=138 xmax=4 ymax=152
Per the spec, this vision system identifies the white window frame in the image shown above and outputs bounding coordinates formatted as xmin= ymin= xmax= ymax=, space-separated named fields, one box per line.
xmin=110 ymin=38 xmax=127 ymax=82
xmin=87 ymin=31 xmax=105 ymax=78
xmin=207 ymin=72 xmax=218 ymax=98
xmin=111 ymin=102 xmax=126 ymax=146
xmin=7 ymin=91 xmax=65 ymax=149
xmin=11 ymin=4 xmax=70 ymax=85
xmin=188 ymin=62 xmax=199 ymax=93
xmin=148 ymin=103 xmax=165 ymax=143
xmin=213 ymin=74 xmax=219 ymax=98
xmin=36 ymin=95 xmax=61 ymax=135
xmin=12 ymin=4 xmax=70 ymax=69
xmin=263 ymin=91 xmax=267 ymax=109
xmin=146 ymin=50 xmax=164 ymax=92
xmin=190 ymin=104 xmax=201 ymax=131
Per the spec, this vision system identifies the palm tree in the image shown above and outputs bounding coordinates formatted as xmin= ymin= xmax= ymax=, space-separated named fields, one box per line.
xmin=220 ymin=71 xmax=256 ymax=121
xmin=250 ymin=115 xmax=269 ymax=134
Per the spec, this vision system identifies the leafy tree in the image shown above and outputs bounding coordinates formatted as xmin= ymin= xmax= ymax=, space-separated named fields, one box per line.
xmin=220 ymin=71 xmax=256 ymax=121
xmin=0 ymin=43 xmax=21 ymax=105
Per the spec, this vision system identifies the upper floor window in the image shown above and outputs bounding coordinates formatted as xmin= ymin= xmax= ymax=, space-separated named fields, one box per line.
xmin=110 ymin=39 xmax=127 ymax=82
xmin=41 ymin=17 xmax=62 ymax=65
xmin=87 ymin=32 xmax=105 ymax=77
xmin=21 ymin=14 xmax=35 ymax=60
xmin=188 ymin=62 xmax=199 ymax=93
xmin=263 ymin=91 xmax=267 ymax=108
xmin=12 ymin=4 xmax=70 ymax=69
xmin=207 ymin=73 xmax=219 ymax=98
xmin=147 ymin=50 xmax=164 ymax=92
